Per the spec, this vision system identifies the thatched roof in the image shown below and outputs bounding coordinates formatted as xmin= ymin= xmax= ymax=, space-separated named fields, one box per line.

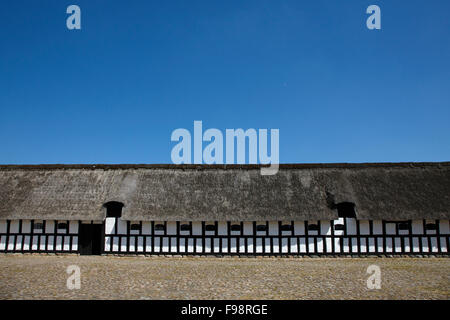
xmin=0 ymin=163 xmax=449 ymax=221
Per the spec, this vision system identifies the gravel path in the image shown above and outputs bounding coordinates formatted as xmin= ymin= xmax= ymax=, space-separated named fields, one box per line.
xmin=0 ymin=254 xmax=448 ymax=299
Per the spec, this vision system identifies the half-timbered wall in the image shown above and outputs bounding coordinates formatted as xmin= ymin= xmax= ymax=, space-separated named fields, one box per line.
xmin=0 ymin=220 xmax=79 ymax=253
xmin=1 ymin=218 xmax=449 ymax=255
xmin=103 ymin=218 xmax=450 ymax=255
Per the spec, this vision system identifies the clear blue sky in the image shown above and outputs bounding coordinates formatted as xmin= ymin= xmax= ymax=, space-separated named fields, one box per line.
xmin=1 ymin=0 xmax=449 ymax=164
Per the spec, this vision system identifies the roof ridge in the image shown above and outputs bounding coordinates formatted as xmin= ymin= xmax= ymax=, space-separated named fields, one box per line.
xmin=0 ymin=162 xmax=449 ymax=170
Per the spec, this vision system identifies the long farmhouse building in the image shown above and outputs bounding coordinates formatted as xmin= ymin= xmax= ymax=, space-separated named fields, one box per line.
xmin=0 ymin=163 xmax=449 ymax=256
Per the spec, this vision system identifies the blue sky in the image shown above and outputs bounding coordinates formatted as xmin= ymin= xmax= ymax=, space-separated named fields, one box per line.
xmin=0 ymin=0 xmax=449 ymax=164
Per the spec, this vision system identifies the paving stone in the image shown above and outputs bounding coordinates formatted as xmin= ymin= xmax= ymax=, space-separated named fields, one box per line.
xmin=0 ymin=255 xmax=448 ymax=299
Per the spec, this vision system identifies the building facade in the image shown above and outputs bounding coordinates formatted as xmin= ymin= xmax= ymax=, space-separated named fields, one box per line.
xmin=1 ymin=163 xmax=449 ymax=255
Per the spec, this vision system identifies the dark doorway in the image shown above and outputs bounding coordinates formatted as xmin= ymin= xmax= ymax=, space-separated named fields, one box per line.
xmin=79 ymin=223 xmax=103 ymax=255
xmin=104 ymin=201 xmax=124 ymax=218
xmin=336 ymin=202 xmax=357 ymax=218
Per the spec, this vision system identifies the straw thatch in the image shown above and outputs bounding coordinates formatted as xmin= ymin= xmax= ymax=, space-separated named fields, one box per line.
xmin=0 ymin=163 xmax=449 ymax=221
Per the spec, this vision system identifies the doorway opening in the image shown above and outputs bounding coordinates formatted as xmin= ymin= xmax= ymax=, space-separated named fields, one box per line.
xmin=104 ymin=201 xmax=124 ymax=218
xmin=336 ymin=202 xmax=357 ymax=218
xmin=79 ymin=223 xmax=103 ymax=255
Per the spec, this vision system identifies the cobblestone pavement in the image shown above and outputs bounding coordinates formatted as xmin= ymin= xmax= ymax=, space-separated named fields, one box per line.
xmin=0 ymin=254 xmax=448 ymax=299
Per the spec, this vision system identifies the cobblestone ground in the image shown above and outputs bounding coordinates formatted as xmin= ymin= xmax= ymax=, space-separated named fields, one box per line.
xmin=0 ymin=254 xmax=448 ymax=299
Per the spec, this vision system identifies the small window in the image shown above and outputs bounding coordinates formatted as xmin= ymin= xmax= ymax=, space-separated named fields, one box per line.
xmin=334 ymin=224 xmax=345 ymax=231
xmin=180 ymin=224 xmax=191 ymax=231
xmin=57 ymin=222 xmax=68 ymax=230
xmin=256 ymin=225 xmax=267 ymax=232
xmin=130 ymin=223 xmax=141 ymax=231
xmin=205 ymin=225 xmax=216 ymax=232
xmin=397 ymin=222 xmax=410 ymax=230
xmin=425 ymin=223 xmax=437 ymax=231
xmin=154 ymin=224 xmax=165 ymax=231
xmin=230 ymin=224 xmax=241 ymax=231
xmin=33 ymin=222 xmax=43 ymax=230
xmin=307 ymin=224 xmax=319 ymax=231
xmin=280 ymin=224 xmax=293 ymax=231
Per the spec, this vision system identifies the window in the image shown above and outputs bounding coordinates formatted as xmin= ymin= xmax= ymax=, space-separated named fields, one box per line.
xmin=425 ymin=223 xmax=437 ymax=231
xmin=256 ymin=225 xmax=268 ymax=232
xmin=397 ymin=221 xmax=411 ymax=230
xmin=230 ymin=224 xmax=241 ymax=231
xmin=154 ymin=224 xmax=165 ymax=231
xmin=307 ymin=224 xmax=319 ymax=231
xmin=57 ymin=222 xmax=68 ymax=230
xmin=33 ymin=222 xmax=43 ymax=230
xmin=280 ymin=224 xmax=293 ymax=231
xmin=104 ymin=201 xmax=124 ymax=218
xmin=130 ymin=224 xmax=141 ymax=231
xmin=334 ymin=224 xmax=345 ymax=231
xmin=180 ymin=224 xmax=191 ymax=231
xmin=336 ymin=202 xmax=356 ymax=218
xmin=205 ymin=225 xmax=216 ymax=232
